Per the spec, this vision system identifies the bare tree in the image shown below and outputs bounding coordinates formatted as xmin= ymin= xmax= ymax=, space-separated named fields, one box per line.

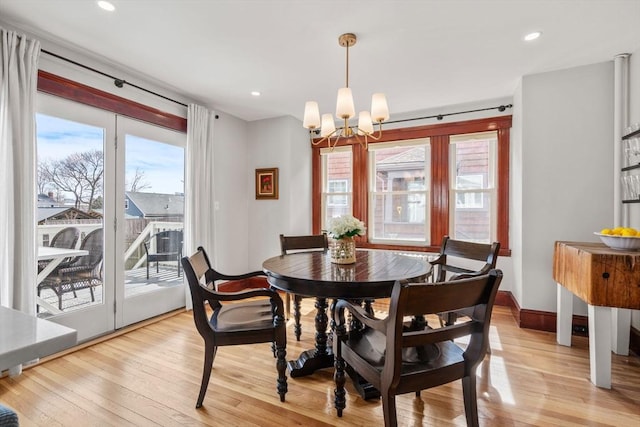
xmin=39 ymin=150 xmax=104 ymax=210
xmin=128 ymin=167 xmax=151 ymax=192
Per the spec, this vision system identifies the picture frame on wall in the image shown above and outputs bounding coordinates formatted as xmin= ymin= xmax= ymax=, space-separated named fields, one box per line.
xmin=255 ymin=167 xmax=278 ymax=200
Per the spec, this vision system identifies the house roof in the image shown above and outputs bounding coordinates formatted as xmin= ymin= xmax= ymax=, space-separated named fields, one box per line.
xmin=37 ymin=207 xmax=100 ymax=223
xmin=125 ymin=192 xmax=184 ymax=217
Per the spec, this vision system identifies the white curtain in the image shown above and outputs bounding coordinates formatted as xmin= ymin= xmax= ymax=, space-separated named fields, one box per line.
xmin=184 ymin=104 xmax=216 ymax=309
xmin=0 ymin=28 xmax=40 ymax=313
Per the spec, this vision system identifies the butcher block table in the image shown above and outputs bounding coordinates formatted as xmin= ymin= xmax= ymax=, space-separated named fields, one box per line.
xmin=553 ymin=241 xmax=640 ymax=388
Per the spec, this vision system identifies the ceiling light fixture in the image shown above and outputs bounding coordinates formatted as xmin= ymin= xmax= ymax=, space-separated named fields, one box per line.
xmin=251 ymin=91 xmax=261 ymax=97
xmin=524 ymin=31 xmax=541 ymax=41
xmin=97 ymin=1 xmax=115 ymax=12
xmin=303 ymin=33 xmax=389 ymax=150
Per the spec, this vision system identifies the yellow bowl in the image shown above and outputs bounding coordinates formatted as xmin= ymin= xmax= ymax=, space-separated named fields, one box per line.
xmin=594 ymin=232 xmax=640 ymax=250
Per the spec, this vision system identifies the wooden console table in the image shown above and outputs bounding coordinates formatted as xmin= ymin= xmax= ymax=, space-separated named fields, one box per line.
xmin=553 ymin=241 xmax=640 ymax=388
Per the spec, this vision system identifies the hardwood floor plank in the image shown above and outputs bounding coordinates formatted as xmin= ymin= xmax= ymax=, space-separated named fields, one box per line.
xmin=1 ymin=303 xmax=639 ymax=426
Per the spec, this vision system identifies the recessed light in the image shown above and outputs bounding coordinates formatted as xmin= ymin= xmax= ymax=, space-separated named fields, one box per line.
xmin=524 ymin=31 xmax=542 ymax=41
xmin=97 ymin=1 xmax=115 ymax=12
xmin=251 ymin=91 xmax=261 ymax=97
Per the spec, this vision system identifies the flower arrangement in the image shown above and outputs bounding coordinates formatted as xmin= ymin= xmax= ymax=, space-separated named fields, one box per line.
xmin=326 ymin=214 xmax=366 ymax=240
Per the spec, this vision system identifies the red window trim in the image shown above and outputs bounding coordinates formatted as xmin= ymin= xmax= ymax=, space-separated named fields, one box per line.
xmin=312 ymin=115 xmax=512 ymax=256
xmin=37 ymin=70 xmax=187 ymax=133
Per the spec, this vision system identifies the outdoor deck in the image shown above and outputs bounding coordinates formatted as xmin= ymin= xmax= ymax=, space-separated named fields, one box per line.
xmin=37 ymin=265 xmax=183 ymax=318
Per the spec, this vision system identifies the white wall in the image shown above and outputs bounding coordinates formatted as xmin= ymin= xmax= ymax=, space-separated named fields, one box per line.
xmin=209 ymin=112 xmax=251 ymax=274
xmin=246 ymin=116 xmax=310 ymax=270
xmin=626 ymin=48 xmax=640 ymax=329
xmin=516 ymin=61 xmax=615 ymax=313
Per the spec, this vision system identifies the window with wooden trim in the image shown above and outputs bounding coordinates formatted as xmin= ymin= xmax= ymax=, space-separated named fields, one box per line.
xmin=312 ymin=116 xmax=511 ymax=254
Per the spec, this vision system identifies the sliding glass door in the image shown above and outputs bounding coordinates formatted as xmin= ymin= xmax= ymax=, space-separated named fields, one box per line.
xmin=36 ymin=94 xmax=186 ymax=340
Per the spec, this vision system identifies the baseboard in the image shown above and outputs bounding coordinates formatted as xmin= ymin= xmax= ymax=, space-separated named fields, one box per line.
xmin=497 ymin=290 xmax=638 ymax=352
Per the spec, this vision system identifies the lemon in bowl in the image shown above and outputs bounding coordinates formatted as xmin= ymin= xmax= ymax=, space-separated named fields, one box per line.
xmin=595 ymin=227 xmax=640 ymax=250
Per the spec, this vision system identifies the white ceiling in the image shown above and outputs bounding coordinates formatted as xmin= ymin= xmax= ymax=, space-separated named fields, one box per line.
xmin=1 ymin=0 xmax=639 ymax=122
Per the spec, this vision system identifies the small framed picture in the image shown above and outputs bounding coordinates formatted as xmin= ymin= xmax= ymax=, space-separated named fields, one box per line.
xmin=255 ymin=167 xmax=279 ymax=200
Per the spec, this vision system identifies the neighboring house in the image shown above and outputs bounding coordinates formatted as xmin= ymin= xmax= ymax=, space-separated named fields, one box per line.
xmin=37 ymin=192 xmax=58 ymax=207
xmin=125 ymin=191 xmax=184 ymax=219
xmin=37 ymin=207 xmax=101 ymax=225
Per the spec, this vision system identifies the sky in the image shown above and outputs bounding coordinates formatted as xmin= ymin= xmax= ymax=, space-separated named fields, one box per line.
xmin=36 ymin=113 xmax=185 ymax=196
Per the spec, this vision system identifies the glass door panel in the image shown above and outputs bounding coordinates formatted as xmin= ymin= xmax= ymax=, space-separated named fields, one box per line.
xmin=36 ymin=94 xmax=114 ymax=341
xmin=117 ymin=116 xmax=186 ymax=328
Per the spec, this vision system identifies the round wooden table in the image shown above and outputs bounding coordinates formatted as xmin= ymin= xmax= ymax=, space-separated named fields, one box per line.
xmin=263 ymin=249 xmax=431 ymax=398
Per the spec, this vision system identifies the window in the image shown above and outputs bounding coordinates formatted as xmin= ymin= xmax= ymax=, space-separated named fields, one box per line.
xmin=312 ymin=116 xmax=511 ymax=253
xmin=450 ymin=131 xmax=497 ymax=242
xmin=368 ymin=139 xmax=430 ymax=244
xmin=321 ymin=146 xmax=353 ymax=230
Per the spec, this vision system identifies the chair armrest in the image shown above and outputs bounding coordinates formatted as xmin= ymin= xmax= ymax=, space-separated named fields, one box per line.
xmin=333 ymin=299 xmax=386 ymax=333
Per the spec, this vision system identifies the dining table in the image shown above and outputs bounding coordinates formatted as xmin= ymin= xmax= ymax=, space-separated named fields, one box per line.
xmin=262 ymin=249 xmax=431 ymax=399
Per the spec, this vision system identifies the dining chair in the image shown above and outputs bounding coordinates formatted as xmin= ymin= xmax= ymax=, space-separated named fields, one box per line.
xmin=37 ymin=226 xmax=81 ymax=272
xmin=144 ymin=229 xmax=183 ymax=279
xmin=429 ymin=236 xmax=500 ymax=326
xmin=279 ymin=233 xmax=328 ymax=341
xmin=333 ymin=270 xmax=503 ymax=427
xmin=38 ymin=228 xmax=104 ymax=310
xmin=181 ymin=246 xmax=288 ymax=408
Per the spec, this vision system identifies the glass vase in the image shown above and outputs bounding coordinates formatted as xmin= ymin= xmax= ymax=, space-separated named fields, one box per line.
xmin=330 ymin=236 xmax=356 ymax=264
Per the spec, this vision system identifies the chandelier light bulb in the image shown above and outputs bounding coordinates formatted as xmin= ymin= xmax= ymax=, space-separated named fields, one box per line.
xmin=336 ymin=88 xmax=355 ymax=120
xmin=357 ymin=111 xmax=374 ymax=135
xmin=320 ymin=114 xmax=336 ymax=137
xmin=371 ymin=93 xmax=389 ymax=123
xmin=303 ymin=101 xmax=321 ymax=129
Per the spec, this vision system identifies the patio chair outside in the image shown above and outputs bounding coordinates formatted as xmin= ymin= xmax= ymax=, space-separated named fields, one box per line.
xmin=38 ymin=228 xmax=104 ymax=310
xmin=144 ymin=229 xmax=183 ymax=279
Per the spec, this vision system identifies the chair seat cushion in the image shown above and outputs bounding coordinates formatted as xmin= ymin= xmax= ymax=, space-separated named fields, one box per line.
xmin=210 ymin=299 xmax=274 ymax=331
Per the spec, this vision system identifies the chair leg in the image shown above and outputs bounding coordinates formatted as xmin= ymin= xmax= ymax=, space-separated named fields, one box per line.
xmin=196 ymin=345 xmax=217 ymax=408
xmin=275 ymin=340 xmax=288 ymax=402
xmin=146 ymin=262 xmax=149 ymax=280
xmin=462 ymin=375 xmax=480 ymax=427
xmin=381 ymin=393 xmax=398 ymax=427
xmin=293 ymin=295 xmax=302 ymax=341
xmin=334 ymin=348 xmax=346 ymax=417
xmin=285 ymin=293 xmax=291 ymax=320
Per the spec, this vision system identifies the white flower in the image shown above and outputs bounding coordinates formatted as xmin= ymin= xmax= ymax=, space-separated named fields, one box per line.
xmin=326 ymin=214 xmax=366 ymax=239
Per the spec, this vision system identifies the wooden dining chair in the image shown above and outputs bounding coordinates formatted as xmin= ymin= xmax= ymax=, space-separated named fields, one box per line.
xmin=333 ymin=270 xmax=503 ymax=427
xmin=279 ymin=233 xmax=328 ymax=341
xmin=429 ymin=236 xmax=500 ymax=326
xmin=181 ymin=246 xmax=288 ymax=408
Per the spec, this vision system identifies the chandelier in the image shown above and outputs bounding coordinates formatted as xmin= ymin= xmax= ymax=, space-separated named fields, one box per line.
xmin=302 ymin=33 xmax=389 ymax=150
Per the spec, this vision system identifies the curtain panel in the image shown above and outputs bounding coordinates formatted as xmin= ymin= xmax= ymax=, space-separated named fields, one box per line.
xmin=0 ymin=27 xmax=40 ymax=313
xmin=184 ymin=104 xmax=216 ymax=309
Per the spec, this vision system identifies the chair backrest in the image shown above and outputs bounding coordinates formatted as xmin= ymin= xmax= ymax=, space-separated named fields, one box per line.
xmin=181 ymin=247 xmax=216 ymax=339
xmin=148 ymin=229 xmax=183 ymax=254
xmin=280 ymin=233 xmax=328 ymax=255
xmin=386 ymin=270 xmax=503 ymax=377
xmin=50 ymin=227 xmax=80 ymax=249
xmin=432 ymin=236 xmax=500 ymax=282
xmin=77 ymin=228 xmax=103 ymax=268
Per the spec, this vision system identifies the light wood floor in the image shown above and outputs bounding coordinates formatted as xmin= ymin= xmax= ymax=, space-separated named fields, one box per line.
xmin=1 ymin=300 xmax=639 ymax=426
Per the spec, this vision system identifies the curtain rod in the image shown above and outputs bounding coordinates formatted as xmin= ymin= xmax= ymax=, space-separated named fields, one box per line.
xmin=384 ymin=104 xmax=513 ymax=125
xmin=41 ymin=49 xmax=188 ymax=108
